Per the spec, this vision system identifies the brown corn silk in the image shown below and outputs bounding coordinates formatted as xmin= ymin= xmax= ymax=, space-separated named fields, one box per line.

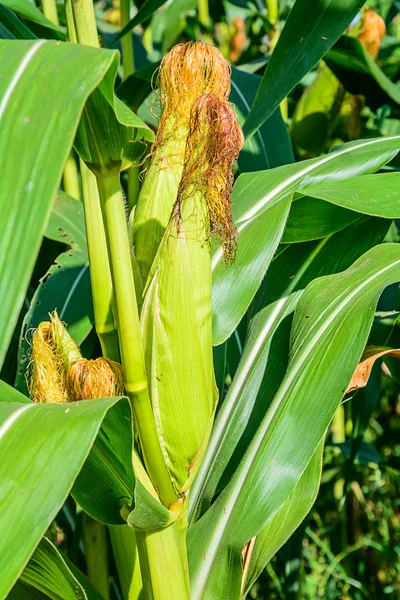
xmin=140 ymin=94 xmax=243 ymax=493
xmin=29 ymin=312 xmax=124 ymax=403
xmin=132 ymin=41 xmax=231 ymax=287
xmin=176 ymin=93 xmax=244 ymax=262
xmin=68 ymin=357 xmax=124 ymax=400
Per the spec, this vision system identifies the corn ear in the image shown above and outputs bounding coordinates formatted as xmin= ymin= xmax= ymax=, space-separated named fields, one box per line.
xmin=29 ymin=312 xmax=80 ymax=403
xmin=29 ymin=311 xmax=124 ymax=403
xmin=140 ymin=94 xmax=243 ymax=492
xmin=132 ymin=41 xmax=231 ymax=286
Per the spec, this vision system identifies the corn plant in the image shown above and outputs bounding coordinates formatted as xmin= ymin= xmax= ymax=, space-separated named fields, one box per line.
xmin=1 ymin=0 xmax=400 ymax=598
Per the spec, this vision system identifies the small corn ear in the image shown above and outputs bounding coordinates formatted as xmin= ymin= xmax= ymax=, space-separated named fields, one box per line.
xmin=29 ymin=312 xmax=80 ymax=403
xmin=29 ymin=312 xmax=124 ymax=403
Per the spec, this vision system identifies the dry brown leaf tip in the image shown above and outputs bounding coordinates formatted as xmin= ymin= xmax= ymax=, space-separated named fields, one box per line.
xmin=346 ymin=346 xmax=400 ymax=393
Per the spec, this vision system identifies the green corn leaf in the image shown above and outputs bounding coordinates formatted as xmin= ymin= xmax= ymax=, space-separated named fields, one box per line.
xmin=75 ymin=57 xmax=153 ymax=176
xmin=212 ymin=195 xmax=291 ymax=344
xmin=290 ymin=65 xmax=343 ymax=156
xmin=16 ymin=193 xmax=93 ymax=394
xmin=212 ymin=136 xmax=400 ymax=346
xmin=116 ymin=61 xmax=160 ymax=113
xmin=19 ymin=537 xmax=104 ymax=600
xmin=110 ymin=0 xmax=169 ymax=45
xmin=72 ymin=397 xmax=135 ymax=525
xmin=149 ymin=0 xmax=196 ymax=53
xmin=128 ymin=481 xmax=176 ymax=531
xmin=188 ymin=242 xmax=400 ymax=599
xmin=0 ymin=3 xmax=37 ymax=39
xmin=242 ymin=439 xmax=324 ymax=597
xmin=283 ymin=172 xmax=400 ymax=243
xmin=282 ymin=196 xmax=360 ymax=243
xmin=1 ymin=0 xmax=65 ymax=38
xmin=230 ymin=67 xmax=294 ymax=172
xmin=243 ymin=0 xmax=366 ymax=138
xmin=0 ymin=379 xmax=30 ymax=403
xmin=45 ymin=192 xmax=87 ymax=249
xmin=0 ymin=392 xmax=129 ymax=598
xmin=0 ymin=39 xmax=129 ymax=369
xmin=8 ymin=581 xmax=49 ymax=600
xmin=6 ymin=376 xmax=160 ymax=529
xmin=301 ymin=172 xmax=400 ymax=217
xmin=191 ymin=216 xmax=389 ymax=522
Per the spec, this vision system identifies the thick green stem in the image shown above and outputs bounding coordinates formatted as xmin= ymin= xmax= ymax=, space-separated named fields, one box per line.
xmin=120 ymin=0 xmax=134 ymax=79
xmin=96 ymin=174 xmax=177 ymax=508
xmin=109 ymin=525 xmax=143 ymax=600
xmin=65 ymin=0 xmax=77 ymax=42
xmin=332 ymin=403 xmax=345 ymax=500
xmin=136 ymin=521 xmax=190 ymax=600
xmin=83 ymin=513 xmax=110 ymax=600
xmin=41 ymin=0 xmax=59 ymax=25
xmin=198 ymin=0 xmax=209 ymax=27
xmin=266 ymin=0 xmax=279 ymax=25
xmin=120 ymin=0 xmax=141 ymax=209
xmin=81 ymin=161 xmax=120 ymax=361
xmin=53 ymin=0 xmax=83 ymax=214
xmin=71 ymin=0 xmax=99 ymax=47
xmin=63 ymin=153 xmax=81 ymax=201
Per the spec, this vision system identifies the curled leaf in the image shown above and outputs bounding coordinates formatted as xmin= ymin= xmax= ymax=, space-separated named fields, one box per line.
xmin=346 ymin=346 xmax=400 ymax=393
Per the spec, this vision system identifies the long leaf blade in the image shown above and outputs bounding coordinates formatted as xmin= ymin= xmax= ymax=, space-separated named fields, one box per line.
xmin=242 ymin=0 xmax=365 ymax=139
xmin=189 ymin=243 xmax=400 ymax=599
xmin=0 ymin=394 xmax=129 ymax=597
xmin=0 ymin=40 xmax=118 ymax=368
xmin=212 ymin=136 xmax=400 ymax=345
xmin=193 ymin=216 xmax=389 ymax=522
xmin=20 ymin=537 xmax=104 ymax=600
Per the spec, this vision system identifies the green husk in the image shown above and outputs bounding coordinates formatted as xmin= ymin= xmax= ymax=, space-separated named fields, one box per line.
xmin=140 ymin=93 xmax=243 ymax=492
